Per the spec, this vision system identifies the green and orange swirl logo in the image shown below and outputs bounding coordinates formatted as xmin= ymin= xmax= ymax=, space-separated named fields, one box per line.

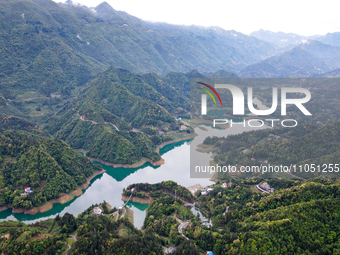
xmin=197 ymin=82 xmax=223 ymax=106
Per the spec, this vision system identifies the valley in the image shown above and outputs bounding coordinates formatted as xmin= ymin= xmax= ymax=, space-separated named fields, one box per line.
xmin=1 ymin=0 xmax=340 ymax=254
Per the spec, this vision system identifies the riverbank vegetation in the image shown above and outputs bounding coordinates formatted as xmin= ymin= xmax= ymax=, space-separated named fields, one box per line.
xmin=0 ymin=202 xmax=162 ymax=255
xmin=2 ymin=179 xmax=340 ymax=254
xmin=0 ymin=115 xmax=101 ymax=211
xmin=40 ymin=67 xmax=193 ymax=165
xmin=124 ymin=181 xmax=195 ymax=202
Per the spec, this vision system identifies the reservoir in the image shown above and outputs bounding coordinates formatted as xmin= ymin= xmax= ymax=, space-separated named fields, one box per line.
xmin=0 ymin=122 xmax=268 ymax=229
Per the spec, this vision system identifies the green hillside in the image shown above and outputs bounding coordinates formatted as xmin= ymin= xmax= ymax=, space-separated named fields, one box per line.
xmin=206 ymin=119 xmax=340 ymax=179
xmin=184 ymin=178 xmax=340 ymax=254
xmin=42 ymin=67 xmax=187 ymax=164
xmin=239 ymin=41 xmax=340 ymax=77
xmin=0 ymin=0 xmax=105 ymax=98
xmin=0 ymin=115 xmax=101 ymax=210
xmin=0 ymin=0 xmax=270 ymax=99
xmin=0 ymin=201 xmax=163 ymax=254
xmin=0 ymin=113 xmax=45 ymax=135
xmin=2 ymin=179 xmax=340 ymax=254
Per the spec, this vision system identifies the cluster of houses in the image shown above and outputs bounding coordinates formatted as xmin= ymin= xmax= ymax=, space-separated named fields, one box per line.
xmin=20 ymin=187 xmax=33 ymax=196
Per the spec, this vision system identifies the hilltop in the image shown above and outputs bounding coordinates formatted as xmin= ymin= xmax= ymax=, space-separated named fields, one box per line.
xmin=0 ymin=115 xmax=102 ymax=214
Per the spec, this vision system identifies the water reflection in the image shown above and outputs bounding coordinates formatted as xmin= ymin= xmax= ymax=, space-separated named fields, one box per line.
xmin=126 ymin=201 xmax=149 ymax=229
xmin=0 ymin=121 xmax=268 ymax=228
xmin=0 ymin=139 xmax=212 ymax=228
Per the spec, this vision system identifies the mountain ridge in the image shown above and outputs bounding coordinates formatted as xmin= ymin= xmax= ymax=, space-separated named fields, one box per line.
xmin=239 ymin=40 xmax=340 ymax=77
xmin=250 ymin=29 xmax=322 ymax=48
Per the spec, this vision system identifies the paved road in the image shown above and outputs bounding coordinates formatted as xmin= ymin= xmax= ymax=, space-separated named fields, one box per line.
xmin=223 ymin=206 xmax=229 ymax=216
xmin=209 ymin=218 xmax=213 ymax=227
xmin=174 ymin=215 xmax=189 ymax=240
xmin=256 ymin=185 xmax=271 ymax=194
xmin=178 ymin=221 xmax=189 ymax=240
xmin=77 ymin=112 xmax=98 ymax=125
xmin=66 ymin=233 xmax=78 ymax=252
xmin=105 ymin=122 xmax=119 ymax=131
xmin=70 ymin=234 xmax=77 ymax=241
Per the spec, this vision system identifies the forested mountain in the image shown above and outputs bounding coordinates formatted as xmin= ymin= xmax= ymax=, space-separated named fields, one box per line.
xmin=0 ymin=114 xmax=101 ymax=210
xmin=2 ymin=179 xmax=340 ymax=254
xmin=207 ymin=69 xmax=239 ymax=78
xmin=83 ymin=1 xmax=275 ymax=73
xmin=183 ymin=178 xmax=340 ymax=254
xmin=0 ymin=202 xmax=163 ymax=254
xmin=42 ymin=67 xmax=187 ymax=164
xmin=239 ymin=40 xmax=340 ymax=77
xmin=205 ymin=119 xmax=340 ymax=179
xmin=0 ymin=0 xmax=105 ymax=98
xmin=0 ymin=113 xmax=45 ymax=135
xmin=1 ymin=64 xmax=216 ymax=164
xmin=0 ymin=0 xmax=273 ymax=99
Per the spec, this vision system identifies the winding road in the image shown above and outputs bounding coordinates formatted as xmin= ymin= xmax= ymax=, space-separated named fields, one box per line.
xmin=174 ymin=215 xmax=189 ymax=240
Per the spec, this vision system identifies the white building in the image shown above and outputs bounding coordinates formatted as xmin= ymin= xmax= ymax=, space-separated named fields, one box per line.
xmin=201 ymin=187 xmax=214 ymax=196
xmin=93 ymin=207 xmax=102 ymax=214
xmin=259 ymin=182 xmax=275 ymax=193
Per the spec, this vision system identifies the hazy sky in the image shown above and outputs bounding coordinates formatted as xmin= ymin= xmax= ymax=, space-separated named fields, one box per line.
xmin=53 ymin=0 xmax=340 ymax=36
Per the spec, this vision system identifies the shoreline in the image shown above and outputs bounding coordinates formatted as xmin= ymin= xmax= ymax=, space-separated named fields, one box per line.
xmin=121 ymin=194 xmax=153 ymax=204
xmin=121 ymin=188 xmax=195 ymax=205
xmin=76 ymin=133 xmax=197 ymax=168
xmin=0 ymin=169 xmax=106 ymax=215
xmin=1 ymin=133 xmax=196 ymax=216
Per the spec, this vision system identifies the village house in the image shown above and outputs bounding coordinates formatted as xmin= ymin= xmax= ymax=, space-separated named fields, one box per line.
xmin=201 ymin=187 xmax=214 ymax=196
xmin=221 ymin=182 xmax=228 ymax=188
xmin=93 ymin=207 xmax=102 ymax=215
xmin=258 ymin=182 xmax=275 ymax=193
xmin=21 ymin=187 xmax=33 ymax=196
xmin=179 ymin=125 xmax=187 ymax=131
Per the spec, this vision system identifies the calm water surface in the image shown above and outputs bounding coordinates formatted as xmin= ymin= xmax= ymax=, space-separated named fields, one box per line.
xmin=0 ymin=123 xmax=268 ymax=228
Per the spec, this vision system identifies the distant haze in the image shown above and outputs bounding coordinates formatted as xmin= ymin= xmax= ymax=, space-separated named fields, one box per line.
xmin=53 ymin=0 xmax=340 ymax=36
